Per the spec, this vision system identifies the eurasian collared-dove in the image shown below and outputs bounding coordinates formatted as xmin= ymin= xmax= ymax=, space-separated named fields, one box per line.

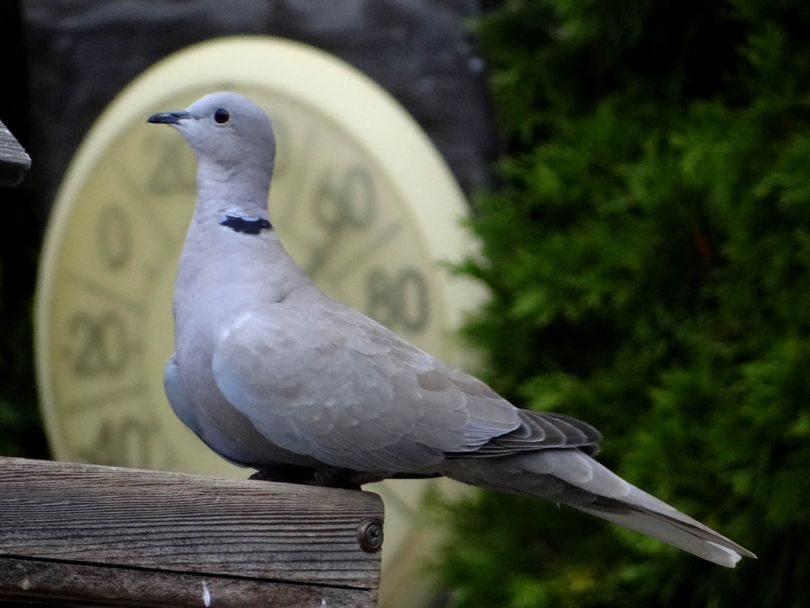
xmin=148 ymin=91 xmax=754 ymax=567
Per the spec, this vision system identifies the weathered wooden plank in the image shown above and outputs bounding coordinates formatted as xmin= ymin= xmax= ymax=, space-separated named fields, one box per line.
xmin=0 ymin=556 xmax=377 ymax=607
xmin=0 ymin=119 xmax=31 ymax=186
xmin=0 ymin=458 xmax=384 ymax=591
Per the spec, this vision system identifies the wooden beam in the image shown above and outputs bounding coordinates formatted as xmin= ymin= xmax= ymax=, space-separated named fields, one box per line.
xmin=0 ymin=457 xmax=384 ymax=607
xmin=0 ymin=120 xmax=31 ymax=187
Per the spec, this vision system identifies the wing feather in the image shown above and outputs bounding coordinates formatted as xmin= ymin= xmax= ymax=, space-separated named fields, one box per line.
xmin=212 ymin=296 xmax=601 ymax=473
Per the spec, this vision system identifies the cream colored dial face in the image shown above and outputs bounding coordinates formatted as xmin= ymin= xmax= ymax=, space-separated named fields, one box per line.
xmin=36 ymin=37 xmax=482 ymax=584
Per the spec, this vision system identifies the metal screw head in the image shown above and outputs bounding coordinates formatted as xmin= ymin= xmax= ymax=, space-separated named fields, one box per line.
xmin=357 ymin=518 xmax=384 ymax=553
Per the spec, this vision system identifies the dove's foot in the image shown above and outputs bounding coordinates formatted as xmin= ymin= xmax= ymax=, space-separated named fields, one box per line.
xmin=249 ymin=465 xmax=362 ymax=490
xmin=313 ymin=469 xmax=362 ymax=490
xmin=249 ymin=464 xmax=317 ymax=484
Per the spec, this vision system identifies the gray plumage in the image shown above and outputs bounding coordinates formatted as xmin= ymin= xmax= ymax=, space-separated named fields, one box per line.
xmin=149 ymin=91 xmax=755 ymax=568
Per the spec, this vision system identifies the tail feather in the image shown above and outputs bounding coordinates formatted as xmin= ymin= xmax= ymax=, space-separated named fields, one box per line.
xmin=543 ymin=451 xmax=756 ymax=567
xmin=443 ymin=449 xmax=755 ymax=567
xmin=574 ymin=498 xmax=753 ymax=567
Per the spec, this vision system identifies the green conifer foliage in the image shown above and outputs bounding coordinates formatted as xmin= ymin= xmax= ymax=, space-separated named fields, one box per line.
xmin=438 ymin=1 xmax=810 ymax=605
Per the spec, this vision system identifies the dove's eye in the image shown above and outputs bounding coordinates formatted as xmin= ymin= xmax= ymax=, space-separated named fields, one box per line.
xmin=213 ymin=108 xmax=230 ymax=124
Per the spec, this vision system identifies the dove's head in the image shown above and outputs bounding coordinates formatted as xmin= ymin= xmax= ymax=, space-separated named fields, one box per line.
xmin=148 ymin=91 xmax=276 ymax=185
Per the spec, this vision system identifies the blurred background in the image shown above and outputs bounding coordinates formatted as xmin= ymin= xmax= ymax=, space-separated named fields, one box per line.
xmin=2 ymin=1 xmax=809 ymax=607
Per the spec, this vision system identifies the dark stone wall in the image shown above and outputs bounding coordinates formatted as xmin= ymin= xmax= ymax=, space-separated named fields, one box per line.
xmin=22 ymin=0 xmax=494 ymax=206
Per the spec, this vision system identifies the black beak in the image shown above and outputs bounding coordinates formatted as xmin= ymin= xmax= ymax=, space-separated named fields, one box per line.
xmin=147 ymin=110 xmax=194 ymax=124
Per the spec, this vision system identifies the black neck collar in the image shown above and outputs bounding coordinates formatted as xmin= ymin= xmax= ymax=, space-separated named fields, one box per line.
xmin=219 ymin=212 xmax=273 ymax=235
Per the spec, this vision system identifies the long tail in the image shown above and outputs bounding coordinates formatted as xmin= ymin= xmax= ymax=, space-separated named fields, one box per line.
xmin=571 ymin=489 xmax=754 ymax=567
xmin=444 ymin=449 xmax=755 ymax=567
